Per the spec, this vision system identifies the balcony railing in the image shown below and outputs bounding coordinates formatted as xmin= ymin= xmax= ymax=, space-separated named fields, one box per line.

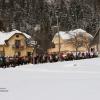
xmin=12 ymin=45 xmax=25 ymax=49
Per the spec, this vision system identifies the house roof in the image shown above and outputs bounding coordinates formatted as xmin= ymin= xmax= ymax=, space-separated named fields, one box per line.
xmin=54 ymin=29 xmax=93 ymax=41
xmin=68 ymin=29 xmax=93 ymax=39
xmin=55 ymin=31 xmax=72 ymax=40
xmin=0 ymin=29 xmax=31 ymax=45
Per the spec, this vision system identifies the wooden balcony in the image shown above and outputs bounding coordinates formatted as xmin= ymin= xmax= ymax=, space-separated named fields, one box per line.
xmin=12 ymin=45 xmax=25 ymax=50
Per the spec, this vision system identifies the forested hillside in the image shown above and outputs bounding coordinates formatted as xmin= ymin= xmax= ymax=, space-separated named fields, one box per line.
xmin=0 ymin=0 xmax=100 ymax=51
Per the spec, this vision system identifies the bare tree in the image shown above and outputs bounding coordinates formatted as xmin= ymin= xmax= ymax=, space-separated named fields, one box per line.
xmin=70 ymin=32 xmax=93 ymax=57
xmin=82 ymin=34 xmax=91 ymax=52
xmin=70 ymin=33 xmax=81 ymax=58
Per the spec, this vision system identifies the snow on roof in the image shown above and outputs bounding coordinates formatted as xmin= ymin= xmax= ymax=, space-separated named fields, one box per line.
xmin=73 ymin=29 xmax=86 ymax=33
xmin=54 ymin=29 xmax=93 ymax=40
xmin=55 ymin=31 xmax=72 ymax=40
xmin=0 ymin=29 xmax=31 ymax=45
xmin=69 ymin=29 xmax=93 ymax=39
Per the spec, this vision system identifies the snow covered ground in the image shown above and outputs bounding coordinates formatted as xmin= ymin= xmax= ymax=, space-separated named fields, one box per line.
xmin=0 ymin=58 xmax=100 ymax=100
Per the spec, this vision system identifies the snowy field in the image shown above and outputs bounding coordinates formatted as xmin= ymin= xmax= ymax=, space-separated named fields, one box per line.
xmin=0 ymin=58 xmax=100 ymax=100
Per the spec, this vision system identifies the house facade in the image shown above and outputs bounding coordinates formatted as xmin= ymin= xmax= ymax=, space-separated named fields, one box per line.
xmin=0 ymin=30 xmax=33 ymax=57
xmin=48 ymin=34 xmax=86 ymax=53
xmin=48 ymin=29 xmax=93 ymax=54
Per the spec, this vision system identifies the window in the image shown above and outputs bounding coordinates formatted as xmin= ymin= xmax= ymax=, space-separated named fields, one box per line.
xmin=15 ymin=40 xmax=21 ymax=48
xmin=16 ymin=35 xmax=19 ymax=38
xmin=27 ymin=52 xmax=32 ymax=57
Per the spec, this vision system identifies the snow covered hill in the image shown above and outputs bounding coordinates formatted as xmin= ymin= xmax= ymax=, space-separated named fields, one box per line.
xmin=0 ymin=58 xmax=100 ymax=100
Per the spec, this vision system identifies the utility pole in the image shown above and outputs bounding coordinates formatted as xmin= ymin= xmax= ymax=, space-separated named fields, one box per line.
xmin=56 ymin=15 xmax=61 ymax=56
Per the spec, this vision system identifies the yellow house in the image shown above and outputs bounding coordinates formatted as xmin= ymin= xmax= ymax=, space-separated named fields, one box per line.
xmin=48 ymin=29 xmax=93 ymax=53
xmin=0 ymin=29 xmax=33 ymax=57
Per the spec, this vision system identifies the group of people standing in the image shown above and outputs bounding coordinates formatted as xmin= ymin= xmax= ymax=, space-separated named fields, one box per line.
xmin=0 ymin=56 xmax=31 ymax=68
xmin=0 ymin=51 xmax=98 ymax=68
xmin=33 ymin=51 xmax=98 ymax=64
